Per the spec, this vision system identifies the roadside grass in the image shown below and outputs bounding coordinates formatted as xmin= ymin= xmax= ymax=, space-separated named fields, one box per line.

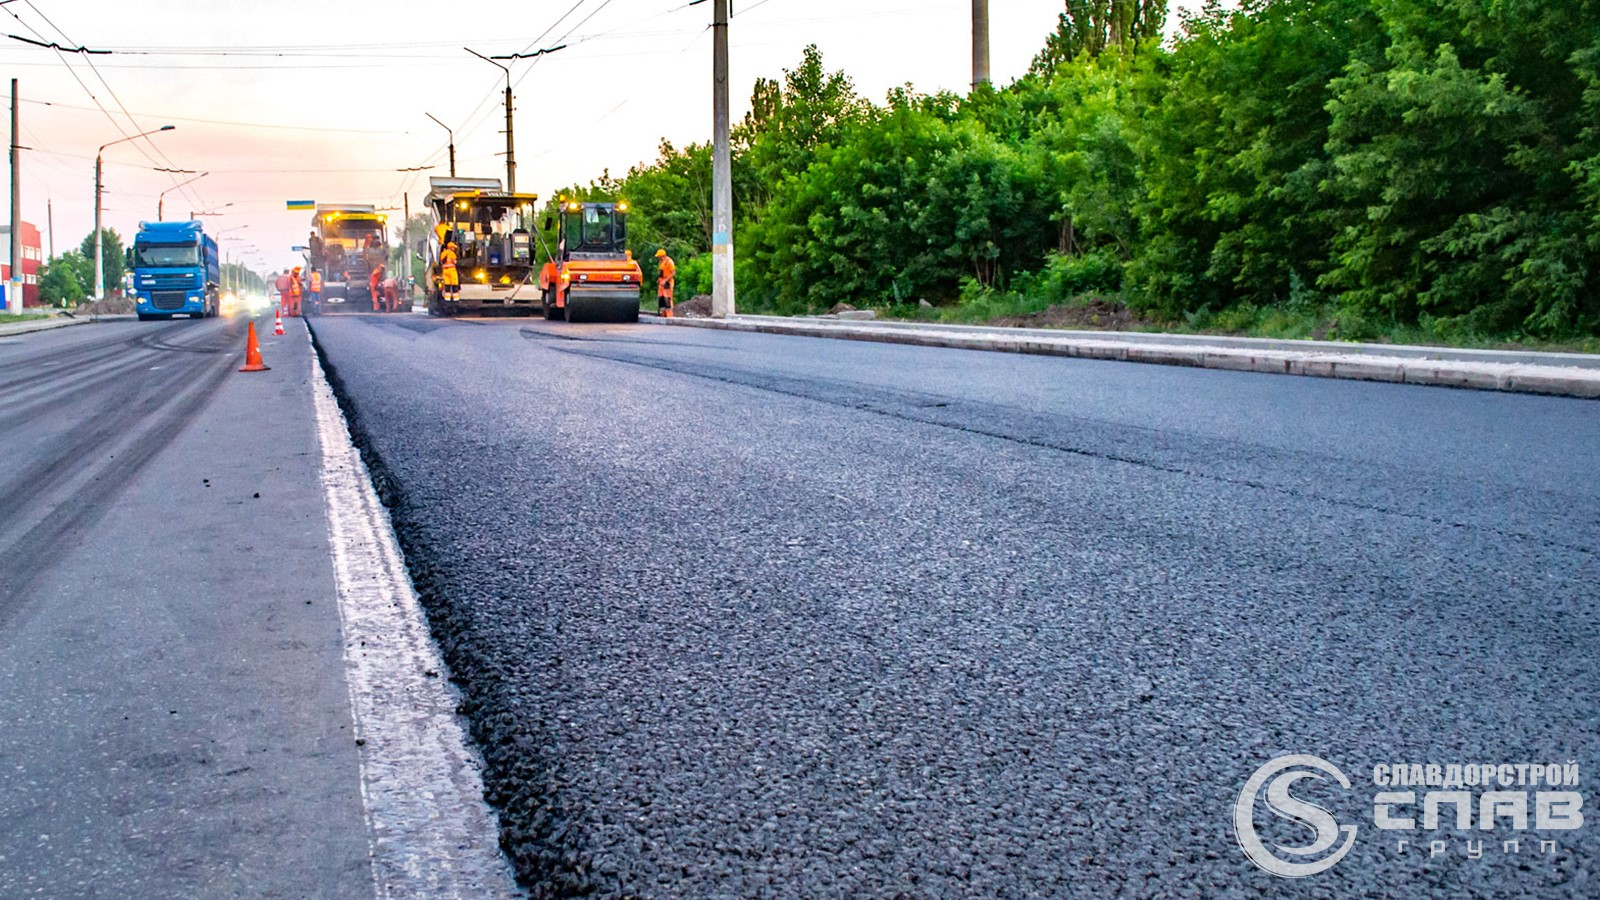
xmin=0 ymin=312 xmax=51 ymax=324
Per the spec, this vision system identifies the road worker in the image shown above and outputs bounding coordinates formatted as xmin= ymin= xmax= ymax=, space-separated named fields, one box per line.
xmin=369 ymin=262 xmax=387 ymax=312
xmin=274 ymin=271 xmax=291 ymax=314
xmin=655 ymin=248 xmax=675 ymax=318
xmin=287 ymin=266 xmax=304 ymax=317
xmin=308 ymin=268 xmax=323 ymax=315
xmin=439 ymin=241 xmax=460 ymax=308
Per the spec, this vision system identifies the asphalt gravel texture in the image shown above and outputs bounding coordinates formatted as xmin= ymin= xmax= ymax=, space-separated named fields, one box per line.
xmin=309 ymin=313 xmax=1599 ymax=898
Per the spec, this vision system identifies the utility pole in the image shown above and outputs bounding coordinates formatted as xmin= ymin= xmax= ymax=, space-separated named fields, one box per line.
xmin=465 ymin=49 xmax=514 ymax=192
xmin=8 ymin=78 xmax=20 ymax=315
xmin=710 ymin=0 xmax=735 ymax=318
xmin=46 ymin=197 xmax=53 ymax=258
xmin=972 ymin=0 xmax=990 ymax=89
xmin=504 ymin=83 xmax=515 ymax=193
xmin=402 ymin=192 xmax=410 ymax=299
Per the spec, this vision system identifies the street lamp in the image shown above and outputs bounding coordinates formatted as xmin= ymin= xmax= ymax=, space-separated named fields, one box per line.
xmin=95 ymin=124 xmax=176 ymax=300
xmin=219 ymin=222 xmax=252 ymax=291
xmin=424 ymin=113 xmax=455 ymax=178
xmin=158 ymin=171 xmax=208 ymax=222
xmin=217 ymin=224 xmax=248 ymax=291
xmin=465 ymin=48 xmax=516 ymax=192
xmin=191 ymin=202 xmax=232 ymax=218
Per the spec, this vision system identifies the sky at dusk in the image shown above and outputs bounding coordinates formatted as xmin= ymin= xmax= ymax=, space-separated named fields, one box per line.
xmin=3 ymin=0 xmax=1196 ymax=280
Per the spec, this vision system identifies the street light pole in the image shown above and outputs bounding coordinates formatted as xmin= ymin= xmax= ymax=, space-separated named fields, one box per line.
xmin=158 ymin=171 xmax=207 ymax=222
xmin=465 ymin=49 xmax=515 ymax=192
xmin=95 ymin=124 xmax=175 ymax=300
xmin=425 ymin=113 xmax=455 ymax=178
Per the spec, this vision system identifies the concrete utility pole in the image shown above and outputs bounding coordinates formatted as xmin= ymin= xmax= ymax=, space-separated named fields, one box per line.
xmin=8 ymin=78 xmax=20 ymax=315
xmin=711 ymin=0 xmax=735 ymax=318
xmin=46 ymin=197 xmax=53 ymax=258
xmin=425 ymin=113 xmax=455 ymax=177
xmin=465 ymin=49 xmax=515 ymax=192
xmin=972 ymin=0 xmax=990 ymax=89
xmin=95 ymin=124 xmax=175 ymax=300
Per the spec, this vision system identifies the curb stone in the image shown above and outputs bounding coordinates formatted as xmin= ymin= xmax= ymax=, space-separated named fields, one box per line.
xmin=648 ymin=314 xmax=1600 ymax=400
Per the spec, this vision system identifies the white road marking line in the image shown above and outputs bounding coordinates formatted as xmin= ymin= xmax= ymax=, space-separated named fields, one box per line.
xmin=311 ymin=342 xmax=520 ymax=899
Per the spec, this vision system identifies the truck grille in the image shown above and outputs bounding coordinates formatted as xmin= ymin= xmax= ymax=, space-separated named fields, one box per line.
xmin=148 ymin=274 xmax=194 ymax=289
xmin=151 ymin=291 xmax=187 ymax=310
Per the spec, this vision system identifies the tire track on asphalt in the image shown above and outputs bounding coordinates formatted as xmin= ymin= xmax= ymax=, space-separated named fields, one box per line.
xmin=0 ymin=320 xmax=240 ymax=630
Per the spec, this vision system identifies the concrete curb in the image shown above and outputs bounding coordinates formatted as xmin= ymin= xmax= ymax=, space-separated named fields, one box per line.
xmin=650 ymin=315 xmax=1600 ymax=400
xmin=0 ymin=316 xmax=97 ymax=338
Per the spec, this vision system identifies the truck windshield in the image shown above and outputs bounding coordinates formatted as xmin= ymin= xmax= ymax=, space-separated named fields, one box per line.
xmin=135 ymin=243 xmax=199 ymax=267
xmin=564 ymin=207 xmax=626 ymax=254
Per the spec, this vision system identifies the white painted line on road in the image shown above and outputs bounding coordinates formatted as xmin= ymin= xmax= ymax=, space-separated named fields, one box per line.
xmin=311 ymin=343 xmax=519 ymax=899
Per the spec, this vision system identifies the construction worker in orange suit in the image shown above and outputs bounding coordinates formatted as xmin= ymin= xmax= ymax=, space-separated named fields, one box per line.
xmin=655 ymin=248 xmax=675 ymax=317
xmin=369 ymin=262 xmax=387 ymax=312
xmin=274 ymin=271 xmax=291 ymax=314
xmin=439 ymin=241 xmax=460 ymax=309
xmin=308 ymin=268 xmax=323 ymax=315
xmin=287 ymin=266 xmax=304 ymax=317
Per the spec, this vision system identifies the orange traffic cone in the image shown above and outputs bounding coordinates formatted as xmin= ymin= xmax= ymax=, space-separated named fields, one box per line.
xmin=274 ymin=308 xmax=285 ymax=336
xmin=239 ymin=321 xmax=270 ymax=372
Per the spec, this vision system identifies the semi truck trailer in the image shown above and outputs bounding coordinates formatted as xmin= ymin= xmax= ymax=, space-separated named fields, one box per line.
xmin=128 ymin=220 xmax=220 ymax=320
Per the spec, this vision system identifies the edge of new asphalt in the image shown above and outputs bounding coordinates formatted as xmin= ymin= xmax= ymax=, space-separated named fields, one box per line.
xmin=650 ymin=312 xmax=1600 ymax=399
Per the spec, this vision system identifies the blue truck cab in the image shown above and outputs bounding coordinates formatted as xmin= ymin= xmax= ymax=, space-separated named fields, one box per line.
xmin=128 ymin=221 xmax=221 ymax=320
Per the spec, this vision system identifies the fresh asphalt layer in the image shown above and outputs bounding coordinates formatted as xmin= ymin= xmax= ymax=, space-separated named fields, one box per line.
xmin=0 ymin=315 xmax=513 ymax=898
xmin=310 ymin=312 xmax=1598 ymax=897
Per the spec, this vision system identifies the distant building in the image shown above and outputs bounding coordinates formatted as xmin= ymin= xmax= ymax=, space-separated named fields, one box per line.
xmin=0 ymin=221 xmax=43 ymax=308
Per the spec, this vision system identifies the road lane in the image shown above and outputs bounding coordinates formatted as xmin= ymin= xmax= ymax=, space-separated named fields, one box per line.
xmin=0 ymin=318 xmax=381 ymax=897
xmin=310 ymin=313 xmax=1599 ymax=897
xmin=0 ymin=319 xmax=243 ymax=614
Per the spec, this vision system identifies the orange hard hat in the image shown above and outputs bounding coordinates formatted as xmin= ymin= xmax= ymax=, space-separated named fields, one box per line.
xmin=655 ymin=248 xmax=667 ymax=258
xmin=446 ymin=241 xmax=457 ymax=250
xmin=293 ymin=266 xmax=301 ymax=273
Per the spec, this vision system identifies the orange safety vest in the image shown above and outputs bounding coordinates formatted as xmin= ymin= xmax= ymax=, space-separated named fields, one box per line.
xmin=309 ymin=272 xmax=322 ymax=292
xmin=440 ymin=248 xmax=459 ymax=285
xmin=657 ymin=256 xmax=676 ymax=298
xmin=290 ymin=274 xmax=303 ymax=297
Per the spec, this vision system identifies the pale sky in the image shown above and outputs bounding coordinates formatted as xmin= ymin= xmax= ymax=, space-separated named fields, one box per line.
xmin=2 ymin=0 xmax=1191 ymax=277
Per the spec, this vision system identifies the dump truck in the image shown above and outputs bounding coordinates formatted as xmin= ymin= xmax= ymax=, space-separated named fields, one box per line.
xmin=423 ymin=177 xmax=541 ymax=317
xmin=310 ymin=204 xmax=388 ymax=309
xmin=127 ymin=220 xmax=220 ymax=320
xmin=539 ymin=198 xmax=642 ymax=323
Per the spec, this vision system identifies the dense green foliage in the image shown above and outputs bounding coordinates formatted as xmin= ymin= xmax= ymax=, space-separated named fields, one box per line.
xmin=567 ymin=1 xmax=1600 ymax=341
xmin=38 ymin=251 xmax=89 ymax=307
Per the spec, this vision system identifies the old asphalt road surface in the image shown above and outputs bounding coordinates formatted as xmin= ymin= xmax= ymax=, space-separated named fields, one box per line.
xmin=311 ymin=312 xmax=1598 ymax=898
xmin=0 ymin=316 xmax=513 ymax=898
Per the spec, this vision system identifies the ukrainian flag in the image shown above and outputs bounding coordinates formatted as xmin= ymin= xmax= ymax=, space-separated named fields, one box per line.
xmin=286 ymin=200 xmax=315 ymax=210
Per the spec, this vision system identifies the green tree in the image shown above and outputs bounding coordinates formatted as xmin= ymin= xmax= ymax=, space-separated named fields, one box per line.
xmin=1320 ymin=0 xmax=1600 ymax=335
xmin=38 ymin=252 xmax=88 ymax=307
xmin=1033 ymin=0 xmax=1168 ymax=73
xmin=77 ymin=228 xmax=126 ymax=295
xmin=1124 ymin=0 xmax=1382 ymax=317
xmin=739 ymin=45 xmax=872 ymax=196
